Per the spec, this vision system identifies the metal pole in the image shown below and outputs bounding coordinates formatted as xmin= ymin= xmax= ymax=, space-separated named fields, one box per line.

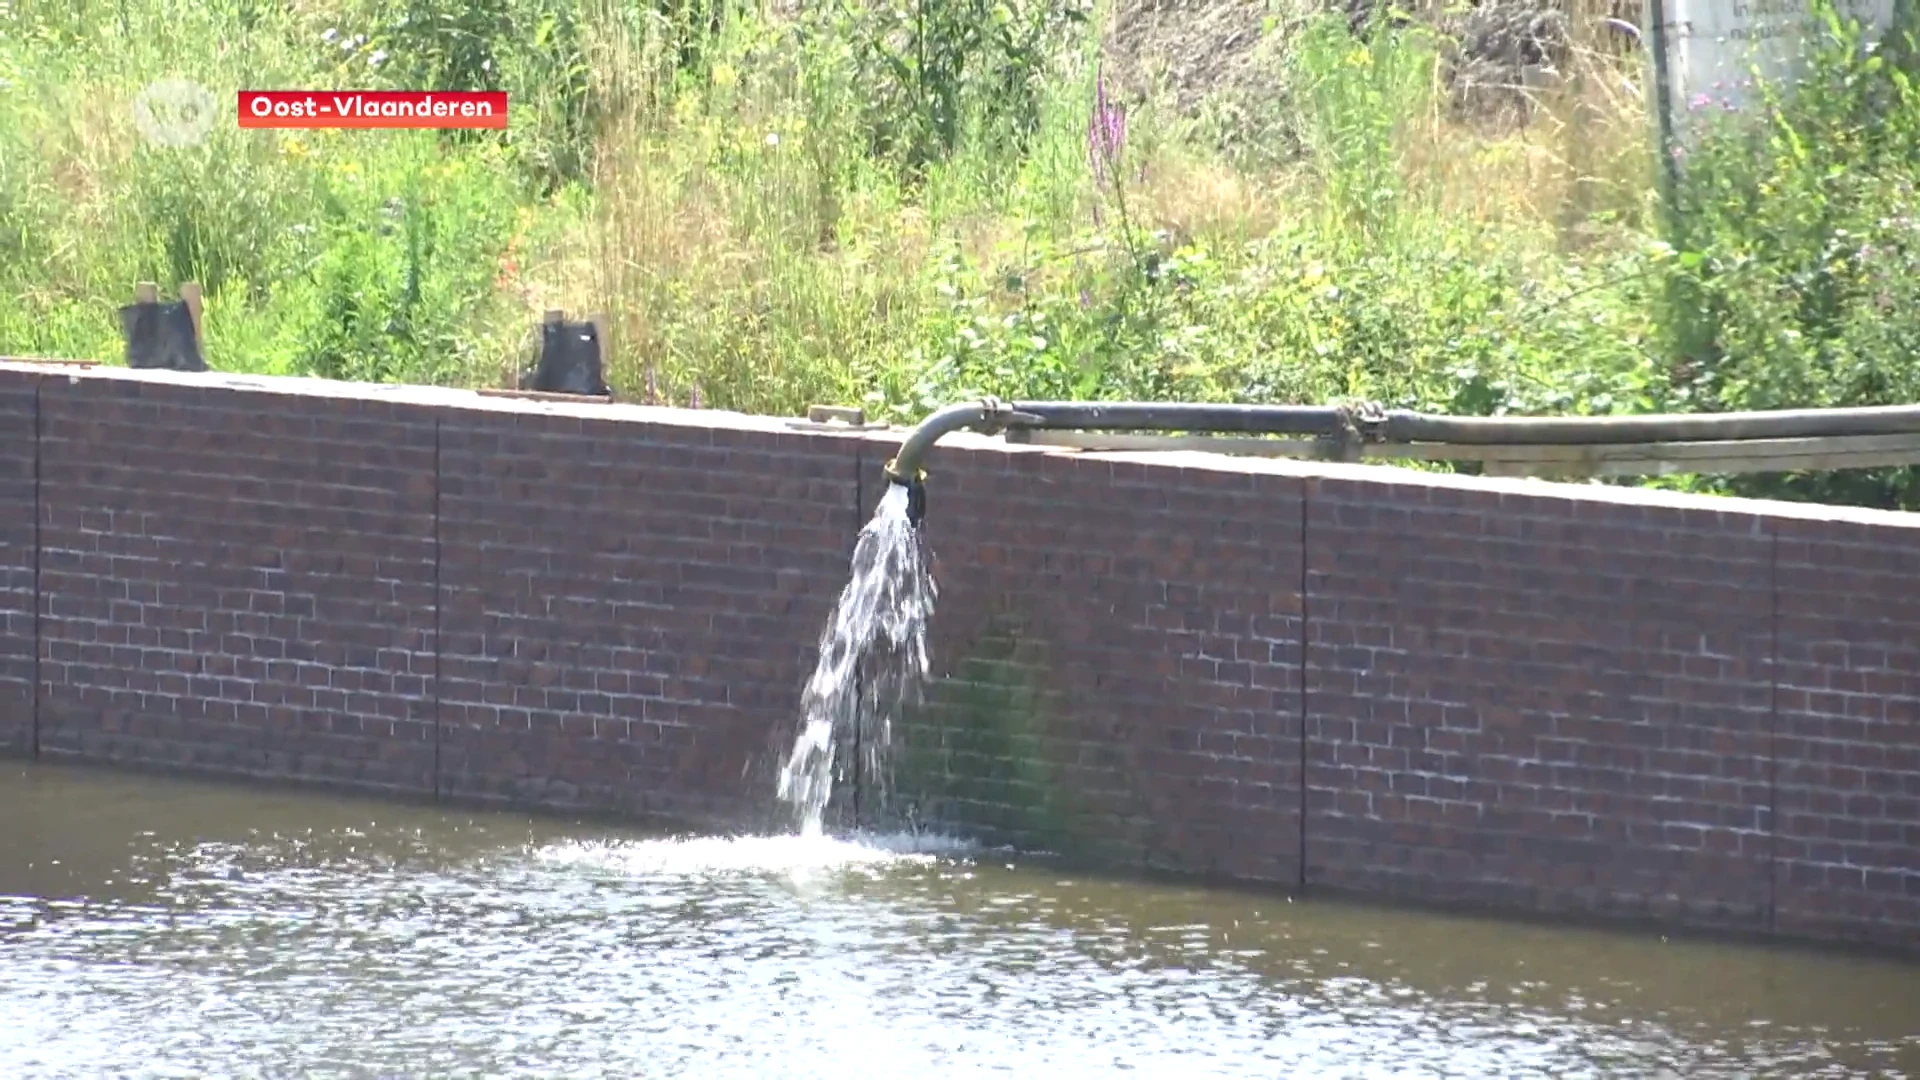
xmin=1644 ymin=0 xmax=1684 ymax=225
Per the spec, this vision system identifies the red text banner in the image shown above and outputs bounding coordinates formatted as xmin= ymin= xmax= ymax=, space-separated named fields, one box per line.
xmin=237 ymin=91 xmax=508 ymax=129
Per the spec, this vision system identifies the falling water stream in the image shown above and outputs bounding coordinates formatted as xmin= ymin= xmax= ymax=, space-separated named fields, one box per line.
xmin=776 ymin=483 xmax=936 ymax=835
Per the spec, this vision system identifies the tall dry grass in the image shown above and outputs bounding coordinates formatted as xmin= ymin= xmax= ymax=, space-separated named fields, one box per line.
xmin=7 ymin=0 xmax=1920 ymax=510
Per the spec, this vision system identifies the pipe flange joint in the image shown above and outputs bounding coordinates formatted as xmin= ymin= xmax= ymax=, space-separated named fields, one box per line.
xmin=883 ymin=456 xmax=929 ymax=525
xmin=1353 ymin=400 xmax=1388 ymax=442
xmin=882 ymin=456 xmax=925 ymax=487
xmin=976 ymin=395 xmax=1011 ymax=436
xmin=1322 ymin=403 xmax=1370 ymax=463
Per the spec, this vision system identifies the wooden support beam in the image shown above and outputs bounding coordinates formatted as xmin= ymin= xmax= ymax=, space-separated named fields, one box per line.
xmin=178 ymin=281 xmax=204 ymax=352
xmin=1006 ymin=430 xmax=1329 ymax=457
xmin=477 ymin=387 xmax=614 ymax=405
xmin=806 ymin=405 xmax=868 ymax=426
xmin=1474 ymin=433 xmax=1920 ymax=477
xmin=1002 ymin=429 xmax=1920 ymax=478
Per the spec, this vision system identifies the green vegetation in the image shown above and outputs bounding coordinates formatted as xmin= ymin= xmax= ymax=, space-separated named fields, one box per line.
xmin=2 ymin=0 xmax=1918 ymax=506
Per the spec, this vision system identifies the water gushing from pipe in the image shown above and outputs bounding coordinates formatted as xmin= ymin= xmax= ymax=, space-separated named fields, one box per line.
xmin=777 ymin=483 xmax=936 ymax=836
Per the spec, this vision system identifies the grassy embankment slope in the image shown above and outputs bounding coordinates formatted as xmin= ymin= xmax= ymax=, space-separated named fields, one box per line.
xmin=1 ymin=0 xmax=1917 ymax=507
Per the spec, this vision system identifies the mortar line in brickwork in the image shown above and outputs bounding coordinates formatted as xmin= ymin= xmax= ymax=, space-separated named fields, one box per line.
xmin=1296 ymin=480 xmax=1309 ymax=889
xmin=29 ymin=378 xmax=42 ymax=760
xmin=431 ymin=416 xmax=443 ymax=802
xmin=1766 ymin=525 xmax=1780 ymax=933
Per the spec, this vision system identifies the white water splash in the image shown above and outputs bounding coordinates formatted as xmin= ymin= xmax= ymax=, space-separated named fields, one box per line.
xmin=533 ymin=831 xmax=975 ymax=880
xmin=777 ymin=483 xmax=937 ymax=836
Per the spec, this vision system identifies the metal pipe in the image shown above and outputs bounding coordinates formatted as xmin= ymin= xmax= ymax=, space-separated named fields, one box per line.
xmin=1005 ymin=402 xmax=1350 ymax=436
xmin=882 ymin=399 xmax=1351 ymax=487
xmin=1645 ymin=0 xmax=1683 ymax=214
xmin=883 ymin=401 xmax=992 ymax=489
xmin=882 ymin=397 xmax=1920 ymax=521
xmin=883 ymin=401 xmax=1001 ymax=526
xmin=999 ymin=400 xmax=1920 ymax=445
xmin=1376 ymin=403 xmax=1920 ymax=444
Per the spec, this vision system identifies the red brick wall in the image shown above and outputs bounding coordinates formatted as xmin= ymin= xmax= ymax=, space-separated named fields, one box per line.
xmin=434 ymin=407 xmax=859 ymax=829
xmin=891 ymin=444 xmax=1303 ymax=883
xmin=32 ymin=375 xmax=440 ymax=789
xmin=1772 ymin=517 xmax=1920 ymax=947
xmin=1301 ymin=476 xmax=1775 ymax=930
xmin=1 ymin=361 xmax=1914 ymax=954
xmin=887 ymin=445 xmax=1914 ymax=952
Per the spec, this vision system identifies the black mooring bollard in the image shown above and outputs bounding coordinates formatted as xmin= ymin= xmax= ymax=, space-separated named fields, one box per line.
xmin=118 ymin=281 xmax=207 ymax=372
xmin=520 ymin=309 xmax=611 ymax=397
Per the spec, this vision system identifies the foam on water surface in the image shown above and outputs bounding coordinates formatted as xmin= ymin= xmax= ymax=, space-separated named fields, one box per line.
xmin=533 ymin=829 xmax=979 ymax=879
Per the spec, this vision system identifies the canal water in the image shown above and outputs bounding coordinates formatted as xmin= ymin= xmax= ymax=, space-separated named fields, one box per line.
xmin=1 ymin=762 xmax=1915 ymax=1079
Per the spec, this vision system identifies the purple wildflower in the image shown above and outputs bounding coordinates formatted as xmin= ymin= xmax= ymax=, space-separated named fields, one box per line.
xmin=1087 ymin=62 xmax=1127 ymax=189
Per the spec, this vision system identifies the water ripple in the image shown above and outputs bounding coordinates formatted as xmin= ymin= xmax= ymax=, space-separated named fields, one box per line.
xmin=1 ymin=770 xmax=1916 ymax=1079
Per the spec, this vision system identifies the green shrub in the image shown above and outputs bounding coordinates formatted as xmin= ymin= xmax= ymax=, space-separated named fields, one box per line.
xmin=283 ymin=138 xmax=521 ymax=384
xmin=5 ymin=0 xmax=1920 ymax=510
xmin=1658 ymin=0 xmax=1920 ymax=507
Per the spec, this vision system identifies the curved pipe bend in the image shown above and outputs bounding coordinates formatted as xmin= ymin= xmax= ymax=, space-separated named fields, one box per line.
xmin=882 ymin=398 xmax=1356 ymax=487
xmin=882 ymin=401 xmax=996 ymax=527
xmin=882 ymin=401 xmax=990 ymax=488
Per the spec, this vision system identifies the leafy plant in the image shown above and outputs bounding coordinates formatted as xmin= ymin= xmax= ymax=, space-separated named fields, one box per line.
xmin=1656 ymin=0 xmax=1920 ymax=507
xmin=828 ymin=0 xmax=1089 ymax=180
xmin=6 ymin=0 xmax=1920 ymax=510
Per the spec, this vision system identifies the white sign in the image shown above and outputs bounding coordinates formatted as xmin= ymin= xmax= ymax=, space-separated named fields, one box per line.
xmin=1652 ymin=0 xmax=1896 ymax=129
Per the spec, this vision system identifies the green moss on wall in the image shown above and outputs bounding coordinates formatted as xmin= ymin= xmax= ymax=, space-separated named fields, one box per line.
xmin=885 ymin=611 xmax=1082 ymax=854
